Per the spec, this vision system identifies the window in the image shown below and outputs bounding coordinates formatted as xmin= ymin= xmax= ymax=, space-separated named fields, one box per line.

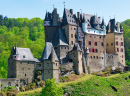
xmin=74 ymin=28 xmax=76 ymax=30
xmin=107 ymin=43 xmax=109 ymax=46
xmin=71 ymin=41 xmax=73 ymax=45
xmin=91 ymin=56 xmax=92 ymax=59
xmin=111 ymin=43 xmax=113 ymax=46
xmin=96 ymin=56 xmax=98 ymax=59
xmin=101 ymin=42 xmax=104 ymax=46
xmin=8 ymin=82 xmax=11 ymax=87
xmin=88 ymin=41 xmax=91 ymax=45
xmin=22 ymin=68 xmax=24 ymax=71
xmin=56 ymin=63 xmax=57 ymax=66
xmin=89 ymin=48 xmax=91 ymax=52
xmin=96 ymin=49 xmax=98 ymax=53
xmin=47 ymin=63 xmax=49 ymax=66
xmin=37 ymin=64 xmax=41 ymax=67
xmin=121 ymin=48 xmax=123 ymax=52
xmin=121 ymin=42 xmax=123 ymax=46
xmin=117 ymin=48 xmax=119 ymax=52
xmin=25 ymin=74 xmax=26 ymax=76
xmin=23 ymin=55 xmax=25 ymax=58
xmin=122 ymin=55 xmax=123 ymax=58
xmin=116 ymin=41 xmax=118 ymax=46
xmin=100 ymin=36 xmax=101 ymax=39
xmin=121 ymin=38 xmax=122 ymax=40
xmin=102 ymin=57 xmax=103 ymax=59
xmin=92 ymin=49 xmax=94 ymax=52
xmin=90 ymin=35 xmax=91 ymax=38
xmin=94 ymin=56 xmax=95 ymax=59
xmin=28 ymin=68 xmax=30 ymax=70
xmin=122 ymin=60 xmax=123 ymax=62
xmin=71 ymin=34 xmax=73 ymax=38
xmin=54 ymin=47 xmax=57 ymax=50
xmin=94 ymin=42 xmax=98 ymax=46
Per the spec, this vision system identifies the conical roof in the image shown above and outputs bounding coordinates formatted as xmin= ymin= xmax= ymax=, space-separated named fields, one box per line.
xmin=101 ymin=18 xmax=105 ymax=26
xmin=41 ymin=42 xmax=59 ymax=61
xmin=53 ymin=29 xmax=68 ymax=46
xmin=45 ymin=11 xmax=49 ymax=21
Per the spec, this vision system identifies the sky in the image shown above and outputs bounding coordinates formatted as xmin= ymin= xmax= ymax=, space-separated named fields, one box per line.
xmin=0 ymin=0 xmax=130 ymax=24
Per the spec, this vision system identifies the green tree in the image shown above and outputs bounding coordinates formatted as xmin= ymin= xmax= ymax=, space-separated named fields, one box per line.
xmin=41 ymin=78 xmax=63 ymax=96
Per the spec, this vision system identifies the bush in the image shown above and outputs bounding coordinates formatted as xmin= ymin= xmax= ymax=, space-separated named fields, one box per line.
xmin=41 ymin=78 xmax=63 ymax=96
xmin=39 ymin=81 xmax=45 ymax=87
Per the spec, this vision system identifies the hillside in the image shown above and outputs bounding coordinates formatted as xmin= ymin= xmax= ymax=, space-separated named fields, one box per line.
xmin=122 ymin=19 xmax=130 ymax=66
xmin=0 ymin=15 xmax=45 ymax=78
xmin=17 ymin=72 xmax=130 ymax=96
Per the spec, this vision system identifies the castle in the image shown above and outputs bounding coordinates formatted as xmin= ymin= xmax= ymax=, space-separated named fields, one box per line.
xmin=0 ymin=8 xmax=125 ymax=89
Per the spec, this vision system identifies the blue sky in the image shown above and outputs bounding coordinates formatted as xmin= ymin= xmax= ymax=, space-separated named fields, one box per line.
xmin=0 ymin=0 xmax=130 ymax=24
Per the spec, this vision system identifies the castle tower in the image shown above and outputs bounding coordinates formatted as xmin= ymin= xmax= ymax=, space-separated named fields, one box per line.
xmin=44 ymin=8 xmax=59 ymax=42
xmin=41 ymin=42 xmax=59 ymax=82
xmin=8 ymin=46 xmax=36 ymax=84
xmin=62 ymin=8 xmax=78 ymax=51
xmin=69 ymin=43 xmax=83 ymax=74
xmin=106 ymin=18 xmax=125 ymax=66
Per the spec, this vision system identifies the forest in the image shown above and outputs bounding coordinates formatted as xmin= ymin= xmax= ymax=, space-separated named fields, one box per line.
xmin=0 ymin=15 xmax=45 ymax=78
xmin=0 ymin=15 xmax=130 ymax=79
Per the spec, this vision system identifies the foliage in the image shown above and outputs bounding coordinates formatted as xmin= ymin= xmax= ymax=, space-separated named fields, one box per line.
xmin=41 ymin=78 xmax=63 ymax=96
xmin=0 ymin=15 xmax=45 ymax=78
xmin=62 ymin=72 xmax=130 ymax=96
xmin=17 ymin=72 xmax=130 ymax=96
xmin=122 ymin=19 xmax=130 ymax=66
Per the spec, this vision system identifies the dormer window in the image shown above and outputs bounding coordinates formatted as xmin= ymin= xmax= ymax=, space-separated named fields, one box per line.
xmin=23 ymin=55 xmax=25 ymax=58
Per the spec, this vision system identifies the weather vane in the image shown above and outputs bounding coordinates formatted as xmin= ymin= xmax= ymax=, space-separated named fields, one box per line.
xmin=53 ymin=5 xmax=54 ymax=9
xmin=63 ymin=2 xmax=65 ymax=8
xmin=80 ymin=9 xmax=82 ymax=14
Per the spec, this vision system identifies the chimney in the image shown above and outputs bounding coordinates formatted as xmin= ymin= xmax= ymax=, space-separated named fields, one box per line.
xmin=70 ymin=9 xmax=73 ymax=15
xmin=77 ymin=12 xmax=80 ymax=19
xmin=117 ymin=22 xmax=120 ymax=32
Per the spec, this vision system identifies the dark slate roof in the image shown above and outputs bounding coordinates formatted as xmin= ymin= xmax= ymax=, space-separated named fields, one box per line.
xmin=45 ymin=11 xmax=49 ymax=21
xmin=106 ymin=19 xmax=118 ymax=33
xmin=41 ymin=42 xmax=59 ymax=61
xmin=101 ymin=18 xmax=105 ymax=26
xmin=82 ymin=14 xmax=102 ymax=29
xmin=62 ymin=8 xmax=77 ymax=26
xmin=73 ymin=42 xmax=82 ymax=51
xmin=13 ymin=47 xmax=36 ymax=61
xmin=53 ymin=29 xmax=68 ymax=46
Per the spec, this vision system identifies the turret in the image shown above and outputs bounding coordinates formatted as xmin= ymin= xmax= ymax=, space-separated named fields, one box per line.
xmin=44 ymin=11 xmax=50 ymax=26
xmin=52 ymin=8 xmax=59 ymax=26
xmin=92 ymin=16 xmax=98 ymax=29
xmin=82 ymin=16 xmax=87 ymax=33
xmin=51 ymin=47 xmax=55 ymax=63
xmin=101 ymin=18 xmax=106 ymax=35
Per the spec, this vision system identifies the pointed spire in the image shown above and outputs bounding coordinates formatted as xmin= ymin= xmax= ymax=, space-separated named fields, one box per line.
xmin=101 ymin=17 xmax=105 ymax=26
xmin=45 ymin=10 xmax=49 ymax=21
xmin=51 ymin=47 xmax=55 ymax=63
